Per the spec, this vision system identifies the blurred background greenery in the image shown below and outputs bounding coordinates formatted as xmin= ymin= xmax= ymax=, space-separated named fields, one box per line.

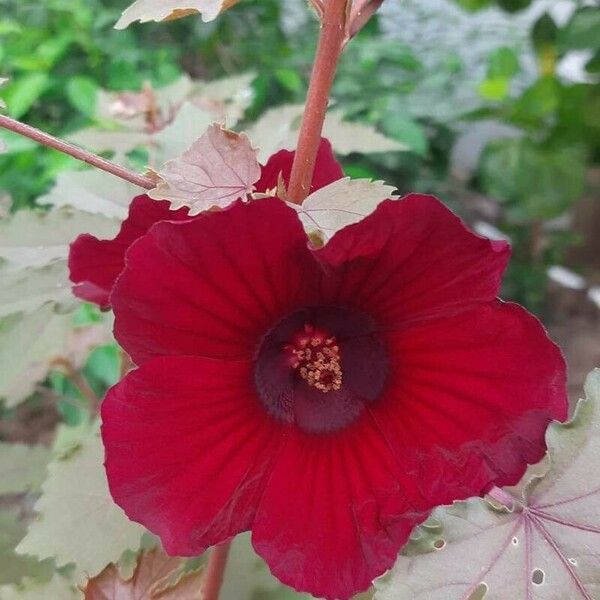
xmin=0 ymin=0 xmax=598 ymax=327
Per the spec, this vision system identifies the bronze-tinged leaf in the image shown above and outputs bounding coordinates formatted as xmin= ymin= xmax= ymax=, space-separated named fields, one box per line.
xmin=148 ymin=123 xmax=260 ymax=215
xmin=83 ymin=548 xmax=203 ymax=599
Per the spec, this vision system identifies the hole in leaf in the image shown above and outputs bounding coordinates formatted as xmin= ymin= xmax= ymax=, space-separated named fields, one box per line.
xmin=433 ymin=539 xmax=446 ymax=549
xmin=532 ymin=569 xmax=545 ymax=585
xmin=467 ymin=582 xmax=488 ymax=600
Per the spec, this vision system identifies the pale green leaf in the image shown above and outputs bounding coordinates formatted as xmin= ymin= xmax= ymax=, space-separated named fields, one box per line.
xmin=247 ymin=105 xmax=406 ymax=162
xmin=0 ymin=209 xmax=119 ymax=270
xmin=16 ymin=429 xmax=145 ymax=579
xmin=115 ymin=0 xmax=241 ymax=29
xmin=0 ymin=507 xmax=54 ymax=586
xmin=0 ymin=574 xmax=80 ymax=600
xmin=36 ymin=171 xmax=139 ymax=220
xmin=0 ymin=304 xmax=72 ymax=407
xmin=0 ymin=262 xmax=74 ymax=317
xmin=152 ymin=102 xmax=214 ymax=166
xmin=375 ymin=368 xmax=600 ymax=600
xmin=0 ymin=443 xmax=49 ymax=495
xmin=289 ymin=178 xmax=398 ymax=240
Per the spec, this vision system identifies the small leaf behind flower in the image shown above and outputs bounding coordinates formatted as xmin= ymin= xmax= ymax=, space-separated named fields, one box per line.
xmin=82 ymin=548 xmax=203 ymax=599
xmin=375 ymin=368 xmax=600 ymax=600
xmin=149 ymin=123 xmax=260 ymax=215
xmin=115 ymin=0 xmax=241 ymax=29
xmin=290 ymin=177 xmax=398 ymax=240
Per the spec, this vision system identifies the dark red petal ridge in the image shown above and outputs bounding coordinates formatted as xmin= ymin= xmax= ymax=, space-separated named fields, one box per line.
xmin=101 ymin=355 xmax=283 ymax=555
xmin=255 ymin=138 xmax=344 ymax=195
xmin=68 ymin=194 xmax=189 ymax=308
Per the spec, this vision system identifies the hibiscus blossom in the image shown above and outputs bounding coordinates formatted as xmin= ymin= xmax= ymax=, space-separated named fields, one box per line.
xmin=101 ymin=194 xmax=567 ymax=599
xmin=68 ymin=138 xmax=343 ymax=309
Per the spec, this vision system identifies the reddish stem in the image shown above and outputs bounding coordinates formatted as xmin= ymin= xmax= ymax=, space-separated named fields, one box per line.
xmin=286 ymin=0 xmax=349 ymax=204
xmin=202 ymin=541 xmax=232 ymax=600
xmin=487 ymin=486 xmax=517 ymax=510
xmin=0 ymin=114 xmax=154 ymax=190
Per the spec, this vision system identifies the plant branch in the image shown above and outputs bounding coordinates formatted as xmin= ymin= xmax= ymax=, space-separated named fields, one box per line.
xmin=286 ymin=0 xmax=349 ymax=204
xmin=0 ymin=114 xmax=154 ymax=190
xmin=202 ymin=541 xmax=231 ymax=600
xmin=51 ymin=357 xmax=101 ymax=413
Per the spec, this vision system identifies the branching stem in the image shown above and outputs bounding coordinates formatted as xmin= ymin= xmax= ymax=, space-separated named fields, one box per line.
xmin=0 ymin=114 xmax=154 ymax=190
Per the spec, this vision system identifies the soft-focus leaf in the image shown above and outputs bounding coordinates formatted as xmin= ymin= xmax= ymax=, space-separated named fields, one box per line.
xmin=290 ymin=178 xmax=397 ymax=240
xmin=0 ymin=443 xmax=49 ymax=495
xmin=0 ymin=209 xmax=119 ymax=270
xmin=82 ymin=548 xmax=203 ymax=599
xmin=0 ymin=262 xmax=74 ymax=317
xmin=149 ymin=123 xmax=260 ymax=214
xmin=0 ymin=507 xmax=55 ymax=586
xmin=36 ymin=170 xmax=139 ymax=220
xmin=559 ymin=7 xmax=600 ymax=51
xmin=66 ymin=77 xmax=99 ymax=118
xmin=0 ymin=78 xmax=7 ymax=111
xmin=2 ymin=73 xmax=49 ymax=119
xmin=247 ymin=105 xmax=405 ymax=162
xmin=0 ymin=574 xmax=80 ymax=600
xmin=152 ymin=102 xmax=214 ymax=166
xmin=479 ymin=138 xmax=585 ymax=220
xmin=0 ymin=304 xmax=71 ymax=408
xmin=375 ymin=368 xmax=600 ymax=600
xmin=323 ymin=110 xmax=408 ymax=155
xmin=115 ymin=0 xmax=241 ymax=29
xmin=16 ymin=430 xmax=145 ymax=579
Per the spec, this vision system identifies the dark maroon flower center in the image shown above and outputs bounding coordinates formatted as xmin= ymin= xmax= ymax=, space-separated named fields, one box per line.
xmin=254 ymin=306 xmax=389 ymax=434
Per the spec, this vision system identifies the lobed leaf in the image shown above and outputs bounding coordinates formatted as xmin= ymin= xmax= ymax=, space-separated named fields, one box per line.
xmin=290 ymin=178 xmax=398 ymax=240
xmin=149 ymin=123 xmax=260 ymax=214
xmin=247 ymin=105 xmax=406 ymax=163
xmin=16 ymin=429 xmax=145 ymax=579
xmin=115 ymin=0 xmax=241 ymax=29
xmin=0 ymin=443 xmax=49 ymax=495
xmin=375 ymin=368 xmax=600 ymax=600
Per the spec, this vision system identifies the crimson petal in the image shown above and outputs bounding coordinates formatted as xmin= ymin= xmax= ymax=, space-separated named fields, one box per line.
xmin=315 ymin=194 xmax=510 ymax=328
xmin=251 ymin=418 xmax=429 ymax=600
xmin=101 ymin=355 xmax=283 ymax=555
xmin=68 ymin=195 xmax=189 ymax=309
xmin=370 ymin=301 xmax=567 ymax=504
xmin=255 ymin=138 xmax=343 ymax=195
xmin=112 ymin=198 xmax=319 ymax=364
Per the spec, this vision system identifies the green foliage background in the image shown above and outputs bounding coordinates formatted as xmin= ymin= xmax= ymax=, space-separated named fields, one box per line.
xmin=1 ymin=0 xmax=599 ymax=309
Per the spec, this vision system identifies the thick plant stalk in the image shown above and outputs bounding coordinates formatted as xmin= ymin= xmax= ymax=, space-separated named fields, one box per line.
xmin=286 ymin=0 xmax=349 ymax=204
xmin=0 ymin=114 xmax=154 ymax=190
xmin=202 ymin=541 xmax=232 ymax=600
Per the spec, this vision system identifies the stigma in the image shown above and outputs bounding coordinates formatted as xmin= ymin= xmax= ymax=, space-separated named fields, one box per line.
xmin=284 ymin=324 xmax=343 ymax=393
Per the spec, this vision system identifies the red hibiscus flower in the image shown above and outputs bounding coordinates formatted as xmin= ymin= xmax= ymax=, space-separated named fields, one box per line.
xmin=101 ymin=194 xmax=567 ymax=599
xmin=68 ymin=138 xmax=343 ymax=309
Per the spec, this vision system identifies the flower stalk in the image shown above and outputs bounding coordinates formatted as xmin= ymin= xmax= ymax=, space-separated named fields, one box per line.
xmin=286 ymin=0 xmax=349 ymax=204
xmin=202 ymin=541 xmax=232 ymax=600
